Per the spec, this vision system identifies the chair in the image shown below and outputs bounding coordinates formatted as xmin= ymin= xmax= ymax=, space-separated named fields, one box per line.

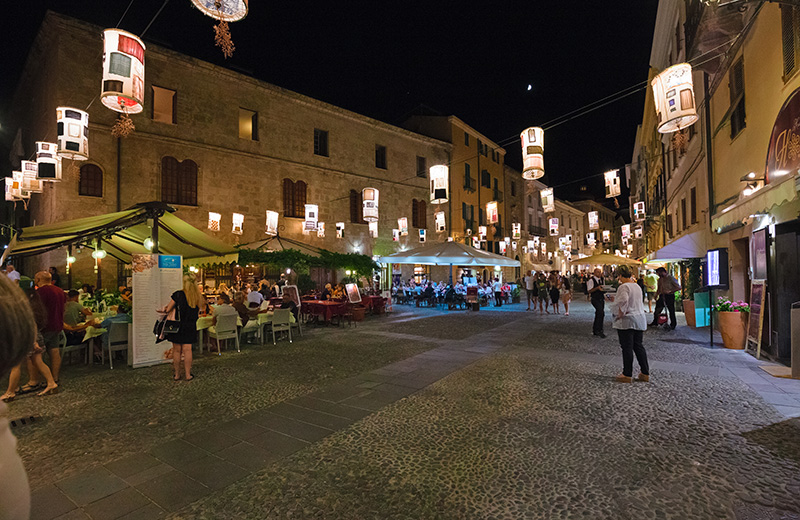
xmin=61 ymin=330 xmax=90 ymax=365
xmin=208 ymin=313 xmax=240 ymax=354
xmin=271 ymin=309 xmax=293 ymax=344
xmin=104 ymin=322 xmax=130 ymax=369
xmin=291 ymin=304 xmax=303 ymax=337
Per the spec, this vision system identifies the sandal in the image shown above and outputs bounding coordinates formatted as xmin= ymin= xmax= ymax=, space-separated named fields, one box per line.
xmin=19 ymin=382 xmax=44 ymax=394
xmin=1 ymin=393 xmax=16 ymax=402
xmin=38 ymin=386 xmax=59 ymax=397
xmin=185 ymin=374 xmax=195 ymax=381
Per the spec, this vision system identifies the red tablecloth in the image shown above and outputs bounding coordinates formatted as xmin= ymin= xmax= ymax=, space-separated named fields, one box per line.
xmin=364 ymin=295 xmax=385 ymax=310
xmin=302 ymin=300 xmax=341 ymax=322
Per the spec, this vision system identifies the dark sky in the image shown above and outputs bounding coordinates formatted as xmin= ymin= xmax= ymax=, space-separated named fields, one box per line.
xmin=1 ymin=1 xmax=657 ymax=209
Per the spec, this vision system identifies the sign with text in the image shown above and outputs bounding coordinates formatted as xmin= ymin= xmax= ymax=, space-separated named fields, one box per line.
xmin=705 ymin=248 xmax=729 ymax=289
xmin=132 ymin=254 xmax=183 ymax=368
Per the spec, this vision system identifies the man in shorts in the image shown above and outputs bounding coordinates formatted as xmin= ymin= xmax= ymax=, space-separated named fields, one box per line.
xmin=644 ymin=270 xmax=658 ymax=313
xmin=523 ymin=270 xmax=537 ymax=311
xmin=34 ymin=271 xmax=66 ymax=382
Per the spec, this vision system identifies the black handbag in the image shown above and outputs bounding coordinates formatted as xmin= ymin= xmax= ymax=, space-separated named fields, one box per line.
xmin=154 ymin=301 xmax=181 ymax=338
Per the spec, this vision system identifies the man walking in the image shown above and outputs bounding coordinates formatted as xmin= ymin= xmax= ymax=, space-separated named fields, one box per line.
xmin=34 ymin=271 xmax=66 ymax=382
xmin=493 ymin=278 xmax=503 ymax=307
xmin=650 ymin=267 xmax=681 ymax=330
xmin=586 ymin=267 xmax=606 ymax=338
xmin=523 ymin=270 xmax=536 ymax=311
xmin=643 ymin=269 xmax=658 ymax=313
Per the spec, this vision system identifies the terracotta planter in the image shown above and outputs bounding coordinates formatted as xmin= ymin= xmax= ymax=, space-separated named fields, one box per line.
xmin=718 ymin=311 xmax=746 ymax=349
xmin=352 ymin=305 xmax=366 ymax=322
xmin=683 ymin=300 xmax=696 ymax=328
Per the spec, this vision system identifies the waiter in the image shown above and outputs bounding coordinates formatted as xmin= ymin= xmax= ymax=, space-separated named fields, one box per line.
xmin=586 ymin=267 xmax=606 ymax=338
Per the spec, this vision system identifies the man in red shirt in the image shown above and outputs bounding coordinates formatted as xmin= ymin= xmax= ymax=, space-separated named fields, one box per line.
xmin=35 ymin=271 xmax=66 ymax=382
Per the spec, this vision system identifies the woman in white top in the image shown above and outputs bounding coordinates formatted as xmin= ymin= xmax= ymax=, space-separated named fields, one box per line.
xmin=611 ymin=265 xmax=650 ymax=383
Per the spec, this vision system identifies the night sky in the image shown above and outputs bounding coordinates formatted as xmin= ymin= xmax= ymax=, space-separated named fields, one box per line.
xmin=1 ymin=1 xmax=658 ymax=209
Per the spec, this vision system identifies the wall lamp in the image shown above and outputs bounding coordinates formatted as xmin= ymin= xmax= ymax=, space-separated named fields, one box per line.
xmin=740 ymin=172 xmax=765 ymax=196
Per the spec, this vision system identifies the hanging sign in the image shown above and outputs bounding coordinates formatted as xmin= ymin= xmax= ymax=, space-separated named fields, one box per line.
xmin=549 ymin=218 xmax=559 ymax=236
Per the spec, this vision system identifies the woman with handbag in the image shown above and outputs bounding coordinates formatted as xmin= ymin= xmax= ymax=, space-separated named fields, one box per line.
xmin=159 ymin=274 xmax=202 ymax=381
xmin=611 ymin=265 xmax=649 ymax=383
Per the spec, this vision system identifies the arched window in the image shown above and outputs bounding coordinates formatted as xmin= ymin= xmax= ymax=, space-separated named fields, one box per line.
xmin=412 ymin=199 xmax=426 ymax=228
xmin=283 ymin=178 xmax=307 ymax=218
xmin=78 ymin=163 xmax=103 ymax=197
xmin=161 ymin=156 xmax=197 ymax=206
xmin=349 ymin=189 xmax=366 ymax=224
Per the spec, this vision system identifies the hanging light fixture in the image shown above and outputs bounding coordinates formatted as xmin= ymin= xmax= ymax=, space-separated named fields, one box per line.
xmin=36 ymin=142 xmax=62 ymax=181
xmin=588 ymin=211 xmax=599 ymax=230
xmin=190 ymin=0 xmax=249 ymax=58
xmin=634 ymin=226 xmax=643 ymax=239
xmin=56 ymin=108 xmax=89 ymax=160
xmin=369 ymin=221 xmax=378 ymax=238
xmin=429 ymin=165 xmax=449 ymax=204
xmin=549 ymin=218 xmax=559 ymax=236
xmin=587 ymin=232 xmax=596 ymax=248
xmin=604 ymin=170 xmax=621 ymax=198
xmin=602 ymin=230 xmax=611 ymax=243
xmin=336 ymin=222 xmax=345 ymax=238
xmin=512 ymin=222 xmax=521 ymax=239
xmin=527 ymin=239 xmax=535 ymax=250
xmin=392 ymin=229 xmax=400 ymax=242
xmin=232 ymin=212 xmax=244 ymax=235
xmin=634 ymin=202 xmax=646 ymax=221
xmin=362 ymin=188 xmax=379 ymax=222
xmin=265 ymin=210 xmax=279 ymax=236
xmin=621 ymin=224 xmax=630 ymax=241
xmin=651 ymin=63 xmax=698 ymax=134
xmin=20 ymin=162 xmax=43 ymax=193
xmin=317 ymin=222 xmax=325 ymax=238
xmin=66 ymin=253 xmax=76 ymax=275
xmin=434 ymin=211 xmax=446 ymax=232
xmin=540 ymin=188 xmax=555 ymax=213
xmin=419 ymin=229 xmax=426 ymax=243
xmin=143 ymin=237 xmax=154 ymax=251
xmin=10 ymin=171 xmax=30 ymax=200
xmin=478 ymin=226 xmax=487 ymax=240
xmin=520 ymin=127 xmax=544 ymax=180
xmin=208 ymin=212 xmax=221 ymax=231
xmin=101 ymin=29 xmax=145 ymax=115
xmin=398 ymin=217 xmax=408 ymax=236
xmin=472 ymin=236 xmax=481 ymax=249
xmin=304 ymin=204 xmax=319 ymax=234
xmin=486 ymin=201 xmax=499 ymax=224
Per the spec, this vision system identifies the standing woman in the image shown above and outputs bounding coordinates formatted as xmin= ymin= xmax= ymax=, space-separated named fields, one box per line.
xmin=560 ymin=273 xmax=573 ymax=316
xmin=611 ymin=265 xmax=649 ymax=383
xmin=161 ymin=274 xmax=201 ymax=381
xmin=536 ymin=273 xmax=550 ymax=314
xmin=549 ymin=271 xmax=561 ymax=314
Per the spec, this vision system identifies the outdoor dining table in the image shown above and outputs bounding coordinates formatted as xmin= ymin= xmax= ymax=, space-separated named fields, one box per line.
xmin=301 ymin=299 xmax=341 ymax=322
xmin=195 ymin=310 xmax=296 ymax=351
xmin=80 ymin=311 xmax=118 ymax=343
xmin=363 ymin=295 xmax=385 ymax=312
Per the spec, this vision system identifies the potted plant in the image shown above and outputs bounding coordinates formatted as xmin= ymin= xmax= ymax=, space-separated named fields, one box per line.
xmin=713 ymin=297 xmax=750 ymax=349
xmin=682 ymin=259 xmax=701 ymax=327
xmin=511 ymin=286 xmax=521 ymax=304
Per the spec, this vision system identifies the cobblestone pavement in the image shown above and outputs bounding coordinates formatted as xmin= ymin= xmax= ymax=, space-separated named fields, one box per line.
xmin=11 ymin=300 xmax=800 ymax=519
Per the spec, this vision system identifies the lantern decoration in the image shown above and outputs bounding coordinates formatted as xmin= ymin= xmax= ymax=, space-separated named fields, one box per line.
xmin=520 ymin=127 xmax=544 ymax=180
xmin=621 ymin=224 xmax=630 ymax=241
xmin=540 ymin=188 xmax=555 ymax=213
xmin=547 ymin=252 xmax=553 ymax=260
xmin=634 ymin=201 xmax=646 ymax=221
xmin=472 ymin=236 xmax=481 ymax=249
xmin=21 ymin=162 xmax=43 ymax=193
xmin=651 ymin=63 xmax=698 ymax=134
xmin=369 ymin=221 xmax=378 ymax=238
xmin=362 ymin=187 xmax=379 ymax=222
xmin=4 ymin=178 xmax=18 ymax=201
xmin=419 ymin=229 xmax=426 ymax=243
xmin=634 ymin=226 xmax=643 ymax=239
xmin=533 ymin=236 xmax=540 ymax=248
xmin=429 ymin=165 xmax=449 ymax=204
xmin=602 ymin=230 xmax=611 ymax=243
xmin=317 ymin=222 xmax=325 ymax=238
xmin=522 ymin=245 xmax=528 ymax=254
xmin=615 ymin=249 xmax=622 ymax=257
xmin=504 ymin=237 xmax=511 ymax=245
xmin=392 ymin=229 xmax=400 ymax=242
xmin=336 ymin=222 xmax=345 ymax=239
xmin=66 ymin=253 xmax=76 ymax=275
xmin=512 ymin=241 xmax=518 ymax=251
xmin=604 ymin=170 xmax=621 ymax=198
xmin=433 ymin=211 xmax=446 ymax=232
xmin=627 ymin=243 xmax=634 ymax=253
xmin=56 ymin=108 xmax=89 ymax=160
xmin=265 ymin=210 xmax=279 ymax=236
xmin=396 ymin=217 xmax=408 ymax=236
xmin=232 ymin=212 xmax=244 ymax=235
xmin=541 ymin=242 xmax=547 ymax=254
xmin=527 ymin=240 xmax=536 ymax=250
xmin=208 ymin=212 xmax=221 ymax=231
xmin=36 ymin=142 xmax=62 ymax=181
xmin=486 ymin=201 xmax=499 ymax=224
xmin=11 ymin=171 xmax=30 ymax=199
xmin=303 ymin=204 xmax=319 ymax=235
xmin=190 ymin=0 xmax=249 ymax=58
xmin=549 ymin=218 xmax=559 ymax=236
xmin=587 ymin=232 xmax=596 ymax=248
xmin=499 ymin=241 xmax=507 ymax=254
xmin=478 ymin=226 xmax=487 ymax=240
xmin=558 ymin=237 xmax=567 ymax=250
xmin=588 ymin=211 xmax=599 ymax=230
xmin=512 ymin=222 xmax=521 ymax=239
xmin=101 ymin=29 xmax=145 ymax=115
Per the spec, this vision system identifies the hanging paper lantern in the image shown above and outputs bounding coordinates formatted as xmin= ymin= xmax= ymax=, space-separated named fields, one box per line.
xmin=558 ymin=237 xmax=567 ymax=250
xmin=265 ymin=210 xmax=279 ymax=236
xmin=317 ymin=222 xmax=325 ymax=238
xmin=472 ymin=236 xmax=481 ymax=249
xmin=101 ymin=29 xmax=145 ymax=114
xmin=587 ymin=232 xmax=596 ymax=247
xmin=602 ymin=230 xmax=611 ymax=243
xmin=512 ymin=241 xmax=518 ymax=251
xmin=651 ymin=63 xmax=698 ymax=134
xmin=478 ymin=226 xmax=487 ymax=239
xmin=10 ymin=171 xmax=30 ymax=199
xmin=35 ymin=142 xmax=62 ymax=181
xmin=527 ymin=240 xmax=535 ymax=250
xmin=504 ymin=237 xmax=511 ymax=245
xmin=540 ymin=188 xmax=555 ymax=213
xmin=208 ymin=212 xmax=221 ymax=231
xmin=232 ymin=212 xmax=244 ymax=234
xmin=522 ymin=245 xmax=528 ymax=254
xmin=621 ymin=224 xmax=630 ymax=240
xmin=335 ymin=222 xmax=345 ymax=238
xmin=512 ymin=222 xmax=521 ymax=239
xmin=533 ymin=236 xmax=540 ymax=248
xmin=520 ymin=127 xmax=544 ymax=180
xmin=604 ymin=170 xmax=621 ymax=198
xmin=429 ymin=165 xmax=449 ymax=204
xmin=369 ymin=221 xmax=378 ymax=238
xmin=304 ymin=204 xmax=319 ymax=234
xmin=486 ymin=201 xmax=499 ymax=224
xmin=549 ymin=218 xmax=559 ymax=236
xmin=4 ymin=178 xmax=17 ymax=201
xmin=56 ymin=108 xmax=89 ymax=160
xmin=398 ymin=217 xmax=409 ymax=236
xmin=21 ymin=162 xmax=43 ymax=193
xmin=634 ymin=227 xmax=643 ymax=239
xmin=434 ymin=211 xmax=446 ymax=232
xmin=541 ymin=242 xmax=546 ymax=254
xmin=392 ymin=229 xmax=400 ymax=242
xmin=419 ymin=229 xmax=426 ymax=243
xmin=190 ymin=0 xmax=249 ymax=21
xmin=499 ymin=241 xmax=507 ymax=254
xmin=362 ymin=187 xmax=379 ymax=222
xmin=634 ymin=202 xmax=646 ymax=221
xmin=588 ymin=211 xmax=599 ymax=230
xmin=627 ymin=243 xmax=634 ymax=253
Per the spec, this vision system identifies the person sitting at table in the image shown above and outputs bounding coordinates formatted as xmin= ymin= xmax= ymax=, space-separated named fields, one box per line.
xmin=279 ymin=291 xmax=299 ymax=320
xmin=232 ymin=292 xmax=250 ymax=326
xmin=212 ymin=293 xmax=239 ymax=324
xmin=247 ymin=285 xmax=264 ymax=307
xmin=63 ymin=290 xmax=97 ymax=346
xmin=332 ymin=283 xmax=345 ymax=300
xmin=320 ymin=283 xmax=332 ymax=301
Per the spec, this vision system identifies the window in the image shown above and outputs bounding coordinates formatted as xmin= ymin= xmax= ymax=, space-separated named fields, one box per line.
xmin=479 ymin=208 xmax=485 ymax=226
xmin=690 ymin=187 xmax=697 ymax=225
xmin=781 ymin=5 xmax=800 ymax=78
xmin=78 ymin=164 xmax=103 ymax=197
xmin=151 ymin=86 xmax=176 ymax=124
xmin=161 ymin=157 xmax=197 ymax=206
xmin=416 ymin=156 xmax=427 ymax=178
xmin=729 ymin=58 xmax=746 ymax=139
xmin=412 ymin=199 xmax=426 ymax=228
xmin=375 ymin=144 xmax=387 ymax=169
xmin=680 ymin=198 xmax=687 ymax=231
xmin=675 ymin=21 xmax=683 ymax=59
xmin=462 ymin=203 xmax=475 ymax=229
xmin=481 ymin=169 xmax=490 ymax=188
xmin=464 ymin=163 xmax=475 ymax=191
xmin=510 ymin=181 xmax=516 ymax=197
xmin=666 ymin=214 xmax=673 ymax=238
xmin=349 ymin=189 xmax=366 ymax=224
xmin=464 ymin=132 xmax=469 ymax=146
xmin=314 ymin=129 xmax=329 ymax=157
xmin=282 ymin=178 xmax=307 ymax=218
xmin=239 ymin=108 xmax=258 ymax=140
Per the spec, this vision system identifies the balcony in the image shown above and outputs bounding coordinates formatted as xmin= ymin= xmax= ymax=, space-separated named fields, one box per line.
xmin=463 ymin=176 xmax=476 ymax=192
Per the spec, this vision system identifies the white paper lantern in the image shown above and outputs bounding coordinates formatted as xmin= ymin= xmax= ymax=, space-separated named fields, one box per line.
xmin=527 ymin=240 xmax=535 ymax=250
xmin=208 ymin=212 xmax=221 ymax=231
xmin=392 ymin=229 xmax=400 ymax=242
xmin=434 ymin=211 xmax=446 ymax=232
xmin=587 ymin=232 xmax=596 ymax=247
xmin=317 ymin=222 xmax=325 ymax=238
xmin=190 ymin=0 xmax=249 ymax=21
xmin=520 ymin=127 xmax=544 ymax=180
xmin=634 ymin=227 xmax=643 ymax=239
xmin=634 ymin=202 xmax=646 ymax=221
xmin=486 ymin=201 xmax=499 ymax=224
xmin=478 ymin=226 xmax=487 ymax=239
xmin=533 ymin=236 xmax=540 ymax=248
xmin=35 ymin=142 xmax=62 ymax=181
xmin=604 ymin=170 xmax=621 ymax=198
xmin=540 ymin=188 xmax=555 ymax=213
xmin=362 ymin=187 xmax=379 ymax=222
xmin=588 ymin=211 xmax=599 ymax=230
xmin=265 ymin=210 xmax=279 ymax=236
xmin=101 ymin=29 xmax=145 ymax=114
xmin=56 ymin=108 xmax=89 ymax=160
xmin=602 ymin=230 xmax=611 ymax=243
xmin=4 ymin=178 xmax=15 ymax=202
xmin=549 ymin=218 xmax=559 ymax=236
xmin=10 ymin=171 xmax=30 ymax=199
xmin=419 ymin=229 xmax=426 ymax=243
xmin=472 ymin=236 xmax=481 ymax=249
xmin=398 ymin=217 xmax=408 ymax=236
xmin=558 ymin=237 xmax=566 ymax=250
xmin=541 ymin=242 xmax=546 ymax=254
xmin=304 ymin=204 xmax=319 ymax=234
xmin=369 ymin=221 xmax=378 ymax=238
xmin=621 ymin=224 xmax=630 ymax=240
xmin=512 ymin=241 xmax=518 ymax=251
xmin=20 ymin=162 xmax=42 ymax=193
xmin=336 ymin=222 xmax=345 ymax=239
xmin=512 ymin=222 xmax=521 ymax=239
xmin=499 ymin=241 xmax=507 ymax=254
xmin=232 ymin=212 xmax=244 ymax=235
xmin=651 ymin=63 xmax=698 ymax=134
xmin=429 ymin=165 xmax=449 ymax=204
xmin=627 ymin=243 xmax=634 ymax=252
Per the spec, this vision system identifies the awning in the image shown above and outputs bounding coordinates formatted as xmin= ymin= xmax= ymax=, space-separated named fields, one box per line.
xmin=571 ymin=253 xmax=641 ymax=266
xmin=712 ymin=173 xmax=799 ymax=232
xmin=646 ymin=230 xmax=709 ymax=262
xmin=377 ymin=241 xmax=520 ymax=267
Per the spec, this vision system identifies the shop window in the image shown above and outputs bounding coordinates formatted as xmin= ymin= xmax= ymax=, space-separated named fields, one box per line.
xmin=781 ymin=5 xmax=800 ymax=79
xmin=690 ymin=187 xmax=697 ymax=225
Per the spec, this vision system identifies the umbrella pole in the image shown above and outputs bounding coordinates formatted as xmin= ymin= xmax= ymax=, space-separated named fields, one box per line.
xmin=449 ymin=264 xmax=453 ymax=286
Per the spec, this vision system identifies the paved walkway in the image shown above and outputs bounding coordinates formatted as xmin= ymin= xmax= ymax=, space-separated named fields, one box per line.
xmin=24 ymin=300 xmax=800 ymax=519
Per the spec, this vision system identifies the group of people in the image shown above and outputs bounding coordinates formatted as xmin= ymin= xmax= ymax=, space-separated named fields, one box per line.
xmin=522 ymin=270 xmax=573 ymax=315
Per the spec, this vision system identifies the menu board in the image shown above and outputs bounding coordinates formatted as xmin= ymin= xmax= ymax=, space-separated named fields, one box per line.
xmin=746 ymin=280 xmax=767 ymax=359
xmin=751 ymin=228 xmax=767 ymax=280
xmin=346 ymin=283 xmax=362 ymax=304
xmin=131 ymin=254 xmax=183 ymax=368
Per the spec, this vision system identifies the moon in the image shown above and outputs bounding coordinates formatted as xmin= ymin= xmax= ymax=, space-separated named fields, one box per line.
xmin=527 ymin=84 xmax=532 ymax=91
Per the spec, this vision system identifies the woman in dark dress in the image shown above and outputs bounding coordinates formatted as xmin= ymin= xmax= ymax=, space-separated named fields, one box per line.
xmin=160 ymin=275 xmax=201 ymax=381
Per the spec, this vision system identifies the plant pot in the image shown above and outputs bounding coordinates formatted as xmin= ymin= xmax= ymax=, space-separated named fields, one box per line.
xmin=512 ymin=296 xmax=521 ymax=304
xmin=718 ymin=311 xmax=746 ymax=349
xmin=683 ymin=300 xmax=696 ymax=327
xmin=352 ymin=305 xmax=366 ymax=322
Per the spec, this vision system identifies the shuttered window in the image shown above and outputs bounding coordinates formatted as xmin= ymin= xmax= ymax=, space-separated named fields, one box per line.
xmin=781 ymin=6 xmax=800 ymax=79
xmin=411 ymin=199 xmax=426 ymax=228
xmin=690 ymin=187 xmax=697 ymax=225
xmin=79 ymin=164 xmax=103 ymax=197
xmin=729 ymin=58 xmax=746 ymax=139
xmin=349 ymin=189 xmax=366 ymax=224
xmin=283 ymin=179 xmax=307 ymax=218
xmin=161 ymin=157 xmax=197 ymax=206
